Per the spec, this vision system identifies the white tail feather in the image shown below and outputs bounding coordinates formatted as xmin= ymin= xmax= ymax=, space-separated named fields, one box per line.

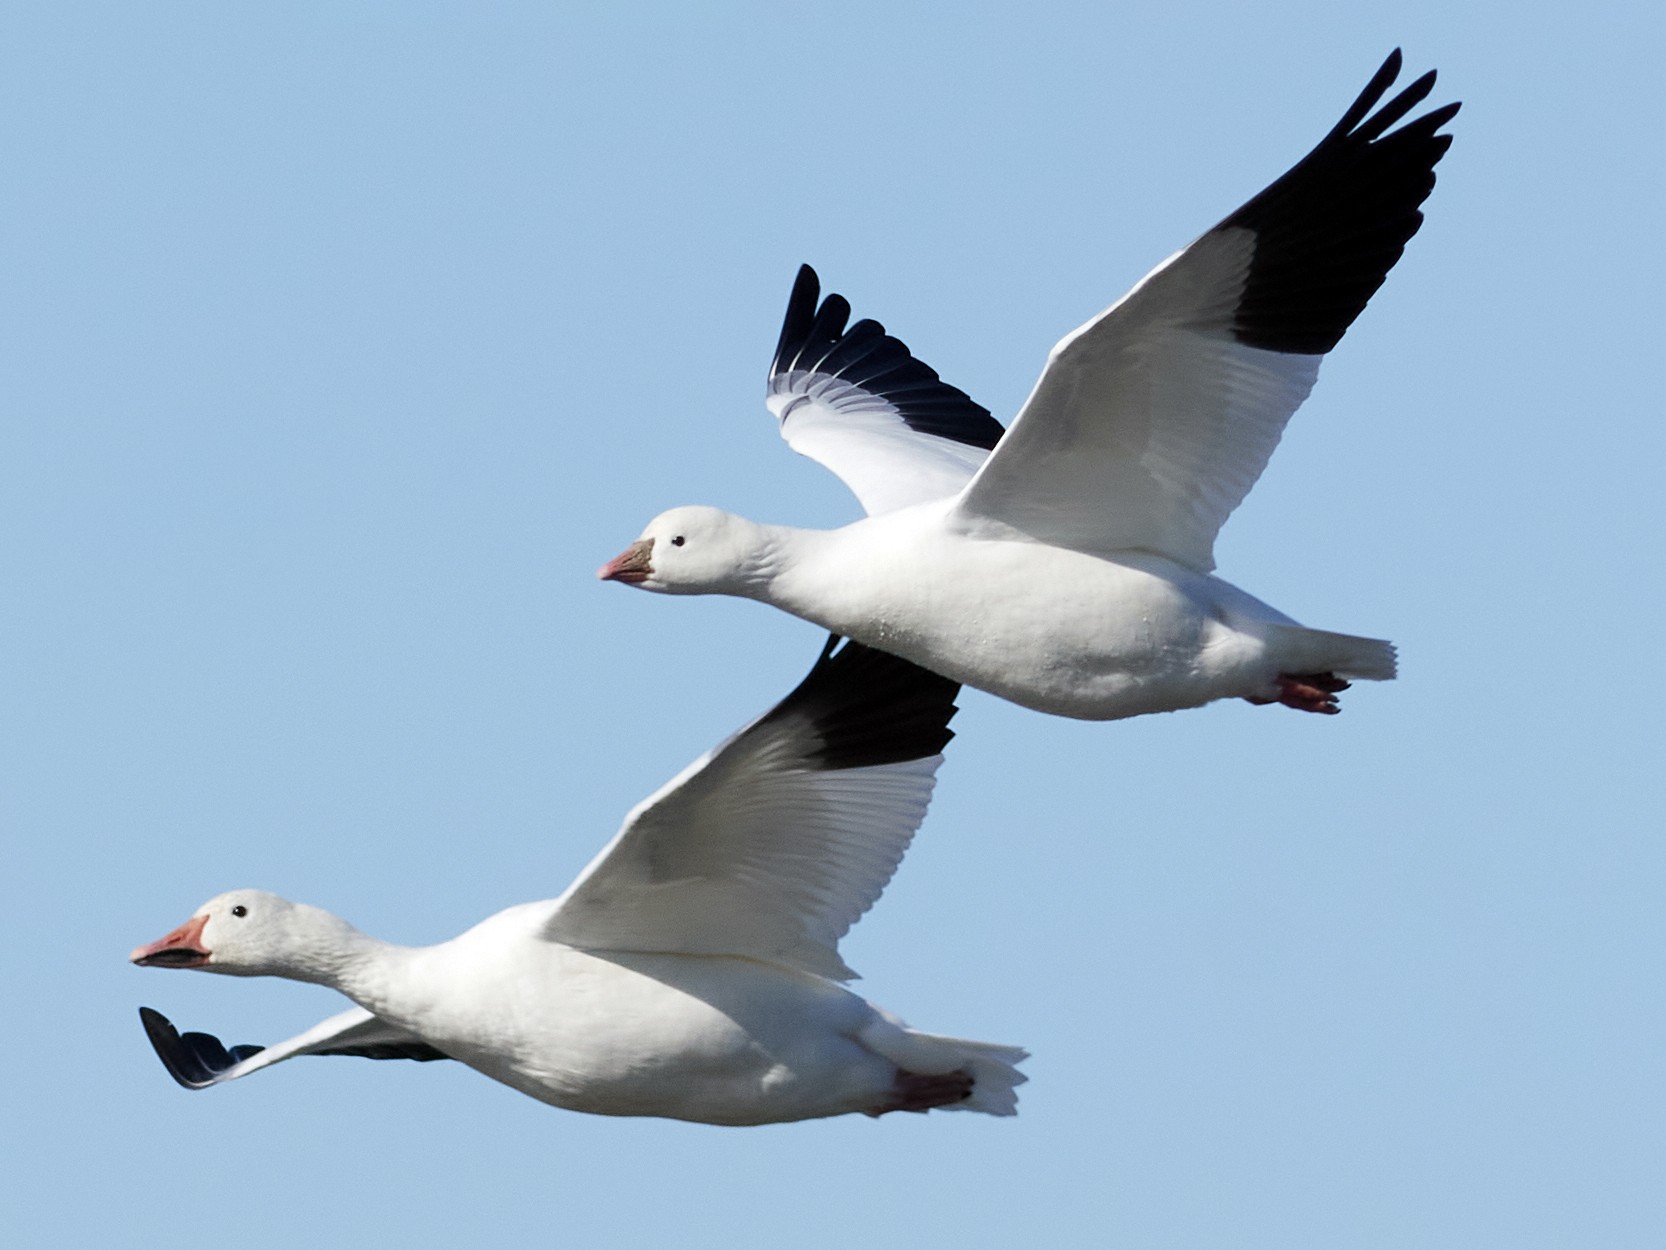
xmin=1269 ymin=624 xmax=1397 ymax=681
xmin=858 ymin=1014 xmax=1029 ymax=1117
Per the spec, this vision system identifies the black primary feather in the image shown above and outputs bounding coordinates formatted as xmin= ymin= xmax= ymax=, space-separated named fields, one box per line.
xmin=769 ymin=266 xmax=1006 ymax=451
xmin=744 ymin=635 xmax=960 ymax=772
xmin=138 ymin=1006 xmax=449 ymax=1091
xmin=1217 ymin=49 xmax=1460 ymax=355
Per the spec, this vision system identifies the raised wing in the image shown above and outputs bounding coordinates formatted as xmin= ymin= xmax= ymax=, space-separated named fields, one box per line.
xmin=948 ymin=50 xmax=1459 ymax=571
xmin=138 ymin=1005 xmax=448 ymax=1091
xmin=543 ymin=637 xmax=960 ymax=981
xmin=766 ymin=265 xmax=1004 ymax=516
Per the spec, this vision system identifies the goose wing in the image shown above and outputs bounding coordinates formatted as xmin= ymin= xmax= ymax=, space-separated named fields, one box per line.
xmin=948 ymin=51 xmax=1459 ymax=572
xmin=138 ymin=1005 xmax=448 ymax=1090
xmin=766 ymin=265 xmax=1004 ymax=515
xmin=543 ymin=638 xmax=959 ymax=981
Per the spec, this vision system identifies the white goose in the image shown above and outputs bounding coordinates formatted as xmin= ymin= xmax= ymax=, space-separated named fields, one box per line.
xmin=601 ymin=52 xmax=1458 ymax=721
xmin=131 ymin=639 xmax=1026 ymax=1125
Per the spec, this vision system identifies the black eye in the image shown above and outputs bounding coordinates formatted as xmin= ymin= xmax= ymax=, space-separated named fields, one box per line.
xmin=671 ymin=536 xmax=685 ymax=547
xmin=231 ymin=905 xmax=248 ymax=918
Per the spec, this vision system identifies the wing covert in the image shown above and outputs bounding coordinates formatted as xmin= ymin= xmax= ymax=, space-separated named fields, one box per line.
xmin=767 ymin=266 xmax=1003 ymax=515
xmin=948 ymin=50 xmax=1458 ymax=571
xmin=543 ymin=638 xmax=961 ymax=980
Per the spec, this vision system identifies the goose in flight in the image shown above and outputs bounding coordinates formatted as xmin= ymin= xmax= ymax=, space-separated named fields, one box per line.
xmin=601 ymin=51 xmax=1457 ymax=721
xmin=131 ymin=639 xmax=1026 ymax=1124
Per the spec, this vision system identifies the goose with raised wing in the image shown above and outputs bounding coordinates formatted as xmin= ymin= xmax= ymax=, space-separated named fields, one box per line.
xmin=601 ymin=52 xmax=1457 ymax=720
xmin=131 ymin=639 xmax=1026 ymax=1125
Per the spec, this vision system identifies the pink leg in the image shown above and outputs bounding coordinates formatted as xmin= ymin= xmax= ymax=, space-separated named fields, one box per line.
xmin=866 ymin=1068 xmax=974 ymax=1116
xmin=1244 ymin=672 xmax=1351 ymax=715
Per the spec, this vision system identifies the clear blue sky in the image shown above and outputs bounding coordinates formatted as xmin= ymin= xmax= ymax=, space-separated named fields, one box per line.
xmin=6 ymin=3 xmax=1662 ymax=1247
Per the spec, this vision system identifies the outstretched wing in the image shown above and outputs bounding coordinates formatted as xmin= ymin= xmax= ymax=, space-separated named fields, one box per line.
xmin=138 ymin=1005 xmax=449 ymax=1091
xmin=948 ymin=50 xmax=1460 ymax=572
xmin=543 ymin=638 xmax=960 ymax=981
xmin=766 ymin=265 xmax=1004 ymax=516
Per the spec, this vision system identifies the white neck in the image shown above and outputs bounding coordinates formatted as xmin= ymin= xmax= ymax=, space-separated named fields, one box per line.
xmin=749 ymin=523 xmax=883 ymax=639
xmin=728 ymin=521 xmax=836 ymax=609
xmin=277 ymin=907 xmax=409 ymax=1005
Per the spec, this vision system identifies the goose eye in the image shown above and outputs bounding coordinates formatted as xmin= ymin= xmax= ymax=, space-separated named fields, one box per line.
xmin=670 ymin=536 xmax=686 ymax=547
xmin=231 ymin=905 xmax=248 ymax=918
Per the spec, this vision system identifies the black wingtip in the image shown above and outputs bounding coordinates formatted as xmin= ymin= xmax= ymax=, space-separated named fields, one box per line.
xmin=771 ymin=265 xmax=822 ymax=375
xmin=762 ymin=635 xmax=960 ymax=771
xmin=1331 ymin=49 xmax=1406 ymax=136
xmin=767 ymin=267 xmax=1005 ymax=451
xmin=1219 ymin=51 xmax=1459 ymax=355
xmin=1309 ymin=51 xmax=1456 ymax=160
xmin=138 ymin=1006 xmax=263 ymax=1091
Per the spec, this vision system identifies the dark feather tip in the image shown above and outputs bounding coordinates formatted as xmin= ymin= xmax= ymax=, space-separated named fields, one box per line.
xmin=758 ymin=636 xmax=961 ymax=771
xmin=769 ymin=267 xmax=1005 ymax=451
xmin=138 ymin=1006 xmax=263 ymax=1091
xmin=1220 ymin=52 xmax=1459 ymax=355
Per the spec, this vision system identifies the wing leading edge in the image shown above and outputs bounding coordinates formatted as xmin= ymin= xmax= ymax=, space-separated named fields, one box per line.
xmin=946 ymin=50 xmax=1459 ymax=571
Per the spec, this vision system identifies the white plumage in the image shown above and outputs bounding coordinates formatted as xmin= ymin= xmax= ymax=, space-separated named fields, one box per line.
xmin=603 ymin=52 xmax=1457 ymax=721
xmin=131 ymin=640 xmax=1026 ymax=1124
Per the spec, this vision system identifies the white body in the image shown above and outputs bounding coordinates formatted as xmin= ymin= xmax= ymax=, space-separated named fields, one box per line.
xmin=646 ymin=505 xmax=1393 ymax=722
xmin=132 ymin=642 xmax=1025 ymax=1124
xmin=774 ymin=509 xmax=1295 ymax=719
xmin=608 ymin=58 xmax=1454 ymax=720
xmin=311 ymin=902 xmax=1016 ymax=1126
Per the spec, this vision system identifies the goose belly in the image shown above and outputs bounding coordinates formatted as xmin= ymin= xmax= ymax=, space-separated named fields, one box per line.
xmin=392 ymin=949 xmax=896 ymax=1126
xmin=797 ymin=537 xmax=1264 ymax=720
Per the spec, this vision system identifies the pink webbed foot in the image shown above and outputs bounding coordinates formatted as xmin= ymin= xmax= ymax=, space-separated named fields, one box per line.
xmin=1243 ymin=672 xmax=1352 ymax=715
xmin=866 ymin=1068 xmax=974 ymax=1116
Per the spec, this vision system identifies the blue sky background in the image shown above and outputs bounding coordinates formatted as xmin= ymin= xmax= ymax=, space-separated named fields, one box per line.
xmin=6 ymin=3 xmax=1662 ymax=1247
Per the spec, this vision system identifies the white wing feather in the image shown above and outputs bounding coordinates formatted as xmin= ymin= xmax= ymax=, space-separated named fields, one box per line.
xmin=949 ymin=230 xmax=1320 ymax=572
xmin=765 ymin=266 xmax=1003 ymax=516
xmin=948 ymin=53 xmax=1457 ymax=570
xmin=543 ymin=642 xmax=956 ymax=981
xmin=140 ymin=1005 xmax=436 ymax=1088
xmin=767 ymin=379 xmax=990 ymax=516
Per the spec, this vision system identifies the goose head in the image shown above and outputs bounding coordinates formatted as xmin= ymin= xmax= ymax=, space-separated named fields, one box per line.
xmin=130 ymin=889 xmax=356 ymax=980
xmin=597 ymin=506 xmax=769 ymax=595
